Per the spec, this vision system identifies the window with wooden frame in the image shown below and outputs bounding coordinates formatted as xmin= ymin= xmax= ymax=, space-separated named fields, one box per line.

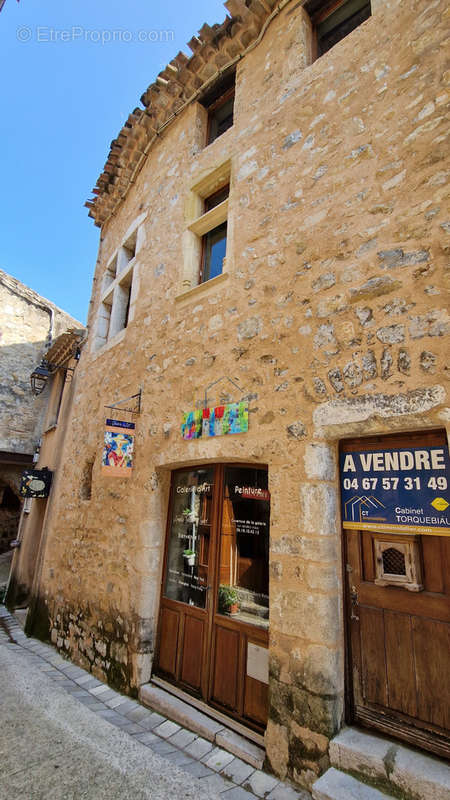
xmin=200 ymin=70 xmax=235 ymax=146
xmin=200 ymin=185 xmax=229 ymax=283
xmin=181 ymin=162 xmax=231 ymax=294
xmin=306 ymin=0 xmax=371 ymax=58
xmin=187 ymin=182 xmax=229 ymax=286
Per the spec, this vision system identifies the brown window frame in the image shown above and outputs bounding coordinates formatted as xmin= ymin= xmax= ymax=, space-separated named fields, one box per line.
xmin=199 ymin=222 xmax=228 ymax=284
xmin=199 ymin=70 xmax=236 ymax=147
xmin=206 ymin=86 xmax=235 ymax=145
xmin=204 ymin=184 xmax=229 ymax=213
xmin=307 ymin=0 xmax=371 ymax=59
xmin=199 ymin=184 xmax=229 ymax=285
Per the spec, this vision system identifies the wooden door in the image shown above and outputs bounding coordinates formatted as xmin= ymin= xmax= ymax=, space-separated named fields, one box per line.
xmin=156 ymin=466 xmax=215 ymax=698
xmin=155 ymin=464 xmax=270 ymax=732
xmin=342 ymin=431 xmax=450 ymax=759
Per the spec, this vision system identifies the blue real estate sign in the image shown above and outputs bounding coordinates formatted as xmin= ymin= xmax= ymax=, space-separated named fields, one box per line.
xmin=340 ymin=445 xmax=450 ymax=536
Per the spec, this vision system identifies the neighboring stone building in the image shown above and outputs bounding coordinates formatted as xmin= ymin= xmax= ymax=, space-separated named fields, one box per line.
xmin=0 ymin=269 xmax=81 ymax=554
xmin=5 ymin=328 xmax=85 ymax=608
xmin=22 ymin=0 xmax=450 ymax=792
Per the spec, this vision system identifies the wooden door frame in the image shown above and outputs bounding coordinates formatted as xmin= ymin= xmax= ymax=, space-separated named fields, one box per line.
xmin=154 ymin=463 xmax=220 ymax=697
xmin=340 ymin=429 xmax=450 ymax=759
xmin=154 ymin=461 xmax=269 ymax=731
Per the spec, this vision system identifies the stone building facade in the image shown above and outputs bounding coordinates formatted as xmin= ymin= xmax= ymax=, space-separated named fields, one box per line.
xmin=24 ymin=0 xmax=449 ymax=789
xmin=6 ymin=329 xmax=85 ymax=608
xmin=0 ymin=269 xmax=80 ymax=554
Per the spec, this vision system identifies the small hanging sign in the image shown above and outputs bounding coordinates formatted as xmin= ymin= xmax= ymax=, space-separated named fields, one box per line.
xmin=19 ymin=468 xmax=53 ymax=498
xmin=181 ymin=401 xmax=248 ymax=440
xmin=102 ymin=418 xmax=135 ymax=476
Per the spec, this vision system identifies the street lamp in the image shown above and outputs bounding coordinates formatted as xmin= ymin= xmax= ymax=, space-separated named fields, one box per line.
xmin=30 ymin=361 xmax=52 ymax=396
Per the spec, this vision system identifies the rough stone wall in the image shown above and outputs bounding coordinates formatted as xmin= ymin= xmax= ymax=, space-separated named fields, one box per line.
xmin=0 ymin=269 xmax=81 ymax=455
xmin=6 ymin=353 xmax=84 ymax=608
xmin=0 ymin=466 xmax=22 ymax=554
xmin=30 ymin=0 xmax=449 ymax=789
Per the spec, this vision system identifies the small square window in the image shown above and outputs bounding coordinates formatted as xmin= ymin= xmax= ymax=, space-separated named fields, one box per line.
xmin=309 ymin=0 xmax=371 ymax=57
xmin=118 ymin=231 xmax=137 ymax=273
xmin=374 ymin=536 xmax=423 ymax=592
xmin=98 ymin=293 xmax=113 ymax=345
xmin=102 ymin=255 xmax=117 ymax=294
xmin=200 ymin=71 xmax=235 ymax=146
xmin=110 ymin=273 xmax=132 ymax=337
xmin=204 ymin=185 xmax=229 ymax=212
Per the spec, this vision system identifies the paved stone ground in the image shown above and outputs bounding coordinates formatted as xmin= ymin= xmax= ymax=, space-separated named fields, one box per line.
xmin=0 ymin=606 xmax=310 ymax=800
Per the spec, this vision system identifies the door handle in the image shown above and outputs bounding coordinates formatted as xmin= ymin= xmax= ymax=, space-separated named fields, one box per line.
xmin=350 ymin=585 xmax=359 ymax=621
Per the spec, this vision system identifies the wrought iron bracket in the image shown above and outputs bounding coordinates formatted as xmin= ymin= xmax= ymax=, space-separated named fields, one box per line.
xmin=203 ymin=376 xmax=246 ymax=409
xmin=104 ymin=388 xmax=142 ymax=416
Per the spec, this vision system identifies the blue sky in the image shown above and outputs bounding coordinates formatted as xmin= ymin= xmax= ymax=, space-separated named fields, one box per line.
xmin=0 ymin=0 xmax=227 ymax=324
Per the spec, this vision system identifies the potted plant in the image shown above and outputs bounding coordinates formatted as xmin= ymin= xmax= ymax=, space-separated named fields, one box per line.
xmin=218 ymin=584 xmax=240 ymax=615
xmin=182 ymin=507 xmax=197 ymax=524
xmin=183 ymin=548 xmax=196 ymax=566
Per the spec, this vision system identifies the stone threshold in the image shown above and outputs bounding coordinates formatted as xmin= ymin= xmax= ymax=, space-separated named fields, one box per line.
xmin=140 ymin=678 xmax=265 ymax=770
xmin=151 ymin=676 xmax=265 ymax=747
xmin=312 ymin=726 xmax=450 ymax=800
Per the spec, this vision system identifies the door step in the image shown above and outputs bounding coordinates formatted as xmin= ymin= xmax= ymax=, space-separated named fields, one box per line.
xmin=139 ymin=680 xmax=265 ymax=770
xmin=312 ymin=768 xmax=394 ymax=799
xmin=315 ymin=726 xmax=450 ymax=800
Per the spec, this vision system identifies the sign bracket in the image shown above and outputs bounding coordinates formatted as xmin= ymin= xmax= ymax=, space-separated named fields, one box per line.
xmin=203 ymin=376 xmax=246 ymax=409
xmin=104 ymin=388 xmax=142 ymax=416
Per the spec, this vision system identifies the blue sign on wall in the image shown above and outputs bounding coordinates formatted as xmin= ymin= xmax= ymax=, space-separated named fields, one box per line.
xmin=340 ymin=445 xmax=450 ymax=536
xmin=105 ymin=418 xmax=135 ymax=430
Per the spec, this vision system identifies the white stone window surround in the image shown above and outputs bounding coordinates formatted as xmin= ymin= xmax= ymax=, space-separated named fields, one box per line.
xmin=94 ymin=212 xmax=146 ymax=351
xmin=178 ymin=160 xmax=231 ymax=300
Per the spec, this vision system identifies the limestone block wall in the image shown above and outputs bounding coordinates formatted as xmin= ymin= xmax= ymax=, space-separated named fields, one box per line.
xmin=0 ymin=269 xmax=81 ymax=456
xmin=29 ymin=0 xmax=449 ymax=789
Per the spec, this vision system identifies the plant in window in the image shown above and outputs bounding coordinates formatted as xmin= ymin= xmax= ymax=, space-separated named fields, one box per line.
xmin=182 ymin=506 xmax=198 ymax=524
xmin=183 ymin=548 xmax=196 ymax=566
xmin=218 ymin=584 xmax=240 ymax=615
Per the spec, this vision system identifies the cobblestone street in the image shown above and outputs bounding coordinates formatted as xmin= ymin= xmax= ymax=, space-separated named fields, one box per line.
xmin=0 ymin=607 xmax=310 ymax=800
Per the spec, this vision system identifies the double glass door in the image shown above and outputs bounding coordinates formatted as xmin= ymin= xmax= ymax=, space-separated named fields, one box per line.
xmin=156 ymin=464 xmax=270 ymax=731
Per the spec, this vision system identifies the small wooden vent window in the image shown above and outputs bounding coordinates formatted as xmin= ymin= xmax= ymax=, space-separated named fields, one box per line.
xmin=382 ymin=548 xmax=406 ymax=577
xmin=374 ymin=536 xmax=423 ymax=593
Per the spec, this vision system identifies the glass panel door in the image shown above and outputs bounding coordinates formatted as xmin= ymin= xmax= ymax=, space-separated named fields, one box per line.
xmin=217 ymin=466 xmax=269 ymax=629
xmin=164 ymin=467 xmax=214 ymax=609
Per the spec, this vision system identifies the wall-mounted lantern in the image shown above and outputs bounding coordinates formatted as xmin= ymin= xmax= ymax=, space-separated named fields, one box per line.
xmin=30 ymin=360 xmax=52 ymax=395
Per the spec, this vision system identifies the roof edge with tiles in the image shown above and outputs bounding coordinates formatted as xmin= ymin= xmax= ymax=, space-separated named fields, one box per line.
xmin=85 ymin=0 xmax=283 ymax=228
